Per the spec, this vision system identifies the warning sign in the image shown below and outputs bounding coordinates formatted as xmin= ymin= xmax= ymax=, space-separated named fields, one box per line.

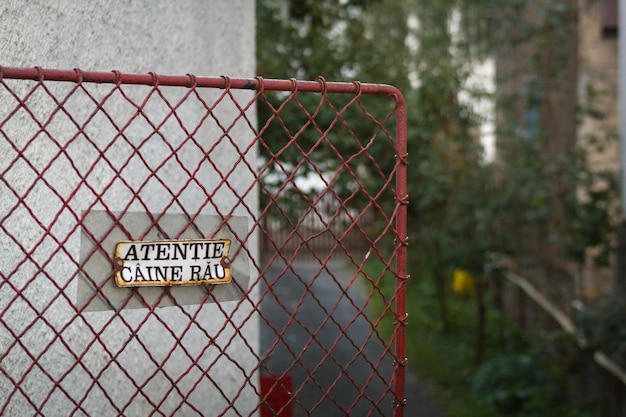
xmin=113 ymin=239 xmax=232 ymax=287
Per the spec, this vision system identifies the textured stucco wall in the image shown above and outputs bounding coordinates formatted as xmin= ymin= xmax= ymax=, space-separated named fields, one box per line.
xmin=1 ymin=1 xmax=255 ymax=76
xmin=0 ymin=1 xmax=258 ymax=416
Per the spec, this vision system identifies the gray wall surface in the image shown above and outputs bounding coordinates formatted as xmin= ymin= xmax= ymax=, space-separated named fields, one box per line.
xmin=0 ymin=1 xmax=258 ymax=416
xmin=1 ymin=1 xmax=255 ymax=76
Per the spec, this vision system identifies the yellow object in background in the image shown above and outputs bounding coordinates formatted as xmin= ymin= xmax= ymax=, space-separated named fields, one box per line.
xmin=453 ymin=268 xmax=475 ymax=296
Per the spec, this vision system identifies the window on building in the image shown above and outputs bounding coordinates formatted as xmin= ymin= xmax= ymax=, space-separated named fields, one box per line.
xmin=600 ymin=0 xmax=618 ymax=38
xmin=524 ymin=77 xmax=541 ymax=142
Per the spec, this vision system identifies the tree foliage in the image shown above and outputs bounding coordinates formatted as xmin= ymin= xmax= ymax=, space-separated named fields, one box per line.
xmin=257 ymin=1 xmax=620 ymax=413
xmin=256 ymin=0 xmax=619 ymax=306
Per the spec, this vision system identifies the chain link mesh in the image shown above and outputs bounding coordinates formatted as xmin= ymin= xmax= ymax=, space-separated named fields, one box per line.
xmin=0 ymin=67 xmax=407 ymax=417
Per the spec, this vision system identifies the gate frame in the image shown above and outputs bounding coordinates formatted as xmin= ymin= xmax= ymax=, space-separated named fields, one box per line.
xmin=0 ymin=66 xmax=408 ymax=416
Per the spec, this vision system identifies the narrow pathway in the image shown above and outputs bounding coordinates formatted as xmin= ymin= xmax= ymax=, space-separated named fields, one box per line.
xmin=260 ymin=259 xmax=442 ymax=416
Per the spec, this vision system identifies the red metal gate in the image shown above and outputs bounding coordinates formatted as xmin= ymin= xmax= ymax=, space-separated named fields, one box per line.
xmin=0 ymin=67 xmax=407 ymax=416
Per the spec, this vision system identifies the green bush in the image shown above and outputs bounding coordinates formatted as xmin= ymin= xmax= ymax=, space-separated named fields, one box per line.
xmin=470 ymin=353 xmax=559 ymax=415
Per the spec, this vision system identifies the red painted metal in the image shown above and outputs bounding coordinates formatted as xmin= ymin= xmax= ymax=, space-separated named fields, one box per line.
xmin=393 ymin=88 xmax=409 ymax=417
xmin=260 ymin=374 xmax=293 ymax=417
xmin=0 ymin=66 xmax=404 ymax=98
xmin=0 ymin=66 xmax=407 ymax=416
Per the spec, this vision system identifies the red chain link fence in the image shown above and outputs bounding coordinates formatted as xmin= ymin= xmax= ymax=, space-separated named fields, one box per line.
xmin=0 ymin=66 xmax=408 ymax=416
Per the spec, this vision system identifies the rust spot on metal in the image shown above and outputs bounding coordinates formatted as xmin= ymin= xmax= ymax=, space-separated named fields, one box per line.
xmin=113 ymin=257 xmax=124 ymax=272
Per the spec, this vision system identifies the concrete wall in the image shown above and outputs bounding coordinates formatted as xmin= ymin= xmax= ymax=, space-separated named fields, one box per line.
xmin=0 ymin=1 xmax=258 ymax=416
xmin=1 ymin=1 xmax=254 ymax=76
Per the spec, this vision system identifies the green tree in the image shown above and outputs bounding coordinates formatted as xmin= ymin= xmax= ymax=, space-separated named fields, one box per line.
xmin=256 ymin=0 xmax=411 ymax=244
xmin=257 ymin=0 xmax=619 ymax=414
xmin=256 ymin=0 xmax=619 ymax=336
xmin=257 ymin=0 xmax=498 ymax=324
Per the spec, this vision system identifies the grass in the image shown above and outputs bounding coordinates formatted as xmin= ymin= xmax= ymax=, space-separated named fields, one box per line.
xmin=363 ymin=258 xmax=500 ymax=416
xmin=402 ymin=282 xmax=503 ymax=417
xmin=362 ymin=258 xmax=595 ymax=417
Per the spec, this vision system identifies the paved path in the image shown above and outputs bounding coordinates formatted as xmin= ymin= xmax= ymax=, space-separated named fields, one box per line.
xmin=260 ymin=260 xmax=442 ymax=416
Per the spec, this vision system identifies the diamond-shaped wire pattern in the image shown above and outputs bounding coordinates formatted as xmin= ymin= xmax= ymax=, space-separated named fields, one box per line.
xmin=0 ymin=67 xmax=407 ymax=417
